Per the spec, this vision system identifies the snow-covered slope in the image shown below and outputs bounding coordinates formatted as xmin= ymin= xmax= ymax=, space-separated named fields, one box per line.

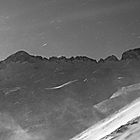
xmin=70 ymin=98 xmax=140 ymax=140
xmin=101 ymin=117 xmax=140 ymax=140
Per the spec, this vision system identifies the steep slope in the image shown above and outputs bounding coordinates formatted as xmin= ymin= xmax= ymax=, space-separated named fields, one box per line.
xmin=71 ymin=95 xmax=140 ymax=140
xmin=100 ymin=117 xmax=140 ymax=140
xmin=93 ymin=83 xmax=140 ymax=117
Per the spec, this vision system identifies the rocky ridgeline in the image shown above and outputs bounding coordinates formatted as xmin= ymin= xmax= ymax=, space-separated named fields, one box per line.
xmin=3 ymin=48 xmax=140 ymax=64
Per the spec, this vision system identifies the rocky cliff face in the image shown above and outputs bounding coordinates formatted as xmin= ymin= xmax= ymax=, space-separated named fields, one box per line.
xmin=121 ymin=48 xmax=140 ymax=60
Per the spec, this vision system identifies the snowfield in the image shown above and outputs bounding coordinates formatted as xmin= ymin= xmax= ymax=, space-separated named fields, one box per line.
xmin=70 ymin=98 xmax=140 ymax=140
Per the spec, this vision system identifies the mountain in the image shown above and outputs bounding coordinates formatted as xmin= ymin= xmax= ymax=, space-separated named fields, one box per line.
xmin=1 ymin=48 xmax=140 ymax=140
xmin=121 ymin=48 xmax=140 ymax=60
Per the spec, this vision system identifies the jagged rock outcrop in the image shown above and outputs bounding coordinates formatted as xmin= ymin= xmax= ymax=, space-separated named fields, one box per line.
xmin=3 ymin=48 xmax=140 ymax=65
xmin=4 ymin=50 xmax=47 ymax=64
xmin=98 ymin=55 xmax=119 ymax=64
xmin=98 ymin=58 xmax=105 ymax=63
xmin=3 ymin=51 xmax=97 ymax=65
xmin=4 ymin=51 xmax=34 ymax=63
xmin=121 ymin=48 xmax=140 ymax=60
xmin=104 ymin=55 xmax=119 ymax=62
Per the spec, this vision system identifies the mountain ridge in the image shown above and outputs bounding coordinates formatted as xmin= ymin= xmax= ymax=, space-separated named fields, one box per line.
xmin=1 ymin=48 xmax=140 ymax=140
xmin=3 ymin=47 xmax=140 ymax=64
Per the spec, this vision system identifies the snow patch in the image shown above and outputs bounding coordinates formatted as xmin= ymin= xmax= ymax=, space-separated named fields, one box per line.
xmin=117 ymin=77 xmax=124 ymax=80
xmin=84 ymin=78 xmax=88 ymax=82
xmin=110 ymin=87 xmax=127 ymax=99
xmin=45 ymin=80 xmax=78 ymax=90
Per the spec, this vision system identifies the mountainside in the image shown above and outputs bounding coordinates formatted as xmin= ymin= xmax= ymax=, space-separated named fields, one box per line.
xmin=101 ymin=116 xmax=140 ymax=140
xmin=1 ymin=48 xmax=140 ymax=140
xmin=71 ymin=96 xmax=140 ymax=140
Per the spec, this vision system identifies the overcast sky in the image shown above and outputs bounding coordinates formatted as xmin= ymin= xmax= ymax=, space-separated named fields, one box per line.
xmin=0 ymin=0 xmax=140 ymax=60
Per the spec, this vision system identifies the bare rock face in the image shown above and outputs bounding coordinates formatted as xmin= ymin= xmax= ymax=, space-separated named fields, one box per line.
xmin=4 ymin=47 xmax=140 ymax=64
xmin=104 ymin=55 xmax=119 ymax=62
xmin=98 ymin=55 xmax=118 ymax=64
xmin=4 ymin=51 xmax=34 ymax=63
xmin=4 ymin=51 xmax=46 ymax=64
xmin=121 ymin=48 xmax=140 ymax=60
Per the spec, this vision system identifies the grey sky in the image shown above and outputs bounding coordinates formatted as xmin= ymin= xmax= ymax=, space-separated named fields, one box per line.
xmin=0 ymin=0 xmax=140 ymax=60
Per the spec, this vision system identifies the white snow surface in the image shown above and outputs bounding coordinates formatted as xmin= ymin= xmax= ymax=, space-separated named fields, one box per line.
xmin=45 ymin=80 xmax=78 ymax=90
xmin=70 ymin=97 xmax=140 ymax=140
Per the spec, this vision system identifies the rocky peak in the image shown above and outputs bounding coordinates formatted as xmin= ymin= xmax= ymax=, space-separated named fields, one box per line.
xmin=4 ymin=48 xmax=140 ymax=65
xmin=3 ymin=51 xmax=97 ymax=65
xmin=4 ymin=50 xmax=34 ymax=63
xmin=104 ymin=55 xmax=119 ymax=62
xmin=121 ymin=48 xmax=140 ymax=60
xmin=47 ymin=56 xmax=97 ymax=64
xmin=73 ymin=56 xmax=97 ymax=63
xmin=98 ymin=58 xmax=105 ymax=63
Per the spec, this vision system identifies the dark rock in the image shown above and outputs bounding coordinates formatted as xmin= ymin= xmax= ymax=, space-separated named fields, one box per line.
xmin=104 ymin=55 xmax=119 ymax=62
xmin=4 ymin=50 xmax=34 ymax=63
xmin=4 ymin=51 xmax=48 ymax=64
xmin=98 ymin=58 xmax=104 ymax=63
xmin=3 ymin=50 xmax=98 ymax=65
xmin=121 ymin=48 xmax=140 ymax=60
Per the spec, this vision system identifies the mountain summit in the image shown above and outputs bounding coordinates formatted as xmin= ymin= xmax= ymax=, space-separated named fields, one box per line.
xmin=5 ymin=50 xmax=33 ymax=63
xmin=104 ymin=55 xmax=119 ymax=62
